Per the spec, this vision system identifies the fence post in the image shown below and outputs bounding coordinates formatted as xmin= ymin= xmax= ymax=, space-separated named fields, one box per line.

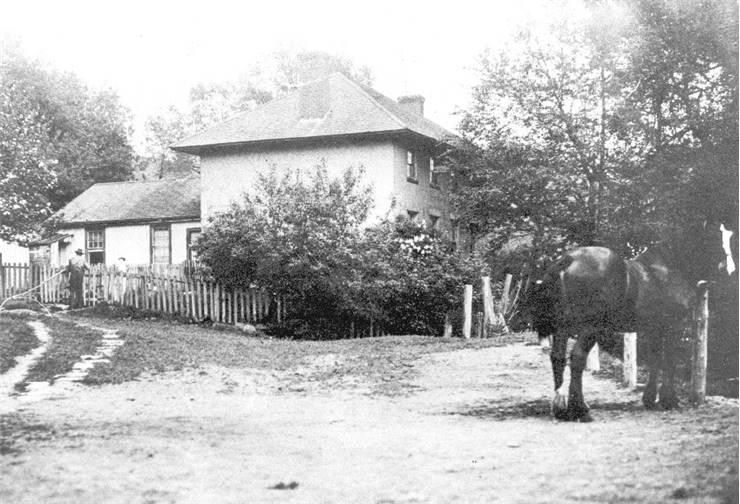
xmin=623 ymin=332 xmax=637 ymax=388
xmin=443 ymin=313 xmax=453 ymax=337
xmin=691 ymin=281 xmax=709 ymax=404
xmin=463 ymin=284 xmax=473 ymax=339
xmin=501 ymin=273 xmax=513 ymax=315
xmin=586 ymin=343 xmax=600 ymax=372
xmin=481 ymin=276 xmax=494 ymax=338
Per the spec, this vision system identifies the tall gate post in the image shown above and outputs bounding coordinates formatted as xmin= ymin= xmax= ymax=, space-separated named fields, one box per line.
xmin=586 ymin=343 xmax=600 ymax=372
xmin=623 ymin=332 xmax=637 ymax=388
xmin=691 ymin=281 xmax=710 ymax=404
xmin=463 ymin=284 xmax=473 ymax=339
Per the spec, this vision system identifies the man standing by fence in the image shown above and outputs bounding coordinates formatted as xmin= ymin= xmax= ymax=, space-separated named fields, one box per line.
xmin=66 ymin=248 xmax=88 ymax=308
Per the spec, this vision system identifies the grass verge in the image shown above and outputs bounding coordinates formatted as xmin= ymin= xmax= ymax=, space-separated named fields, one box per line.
xmin=0 ymin=312 xmax=41 ymax=374
xmin=16 ymin=317 xmax=103 ymax=390
xmin=74 ymin=315 xmax=524 ymax=392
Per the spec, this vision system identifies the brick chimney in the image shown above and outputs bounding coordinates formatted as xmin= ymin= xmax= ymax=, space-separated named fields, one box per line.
xmin=397 ymin=95 xmax=425 ymax=116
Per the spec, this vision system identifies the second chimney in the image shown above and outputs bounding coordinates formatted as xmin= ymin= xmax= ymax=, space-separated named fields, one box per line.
xmin=397 ymin=95 xmax=425 ymax=116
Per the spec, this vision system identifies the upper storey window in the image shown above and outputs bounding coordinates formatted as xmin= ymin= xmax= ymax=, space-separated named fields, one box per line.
xmin=429 ymin=157 xmax=440 ymax=189
xmin=406 ymin=151 xmax=417 ymax=182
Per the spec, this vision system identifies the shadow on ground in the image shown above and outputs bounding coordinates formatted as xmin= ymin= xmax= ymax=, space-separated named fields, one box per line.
xmin=446 ymin=397 xmax=644 ymax=421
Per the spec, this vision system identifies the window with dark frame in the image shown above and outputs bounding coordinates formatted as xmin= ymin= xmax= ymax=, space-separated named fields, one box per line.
xmin=86 ymin=229 xmax=105 ymax=265
xmin=430 ymin=156 xmax=440 ymax=188
xmin=187 ymin=227 xmax=202 ymax=265
xmin=406 ymin=150 xmax=417 ymax=181
xmin=450 ymin=219 xmax=459 ymax=251
xmin=407 ymin=210 xmax=419 ymax=222
xmin=151 ymin=224 xmax=171 ymax=265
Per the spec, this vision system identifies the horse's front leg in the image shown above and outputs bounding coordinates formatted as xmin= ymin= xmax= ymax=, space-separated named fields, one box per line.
xmin=565 ymin=331 xmax=598 ymax=422
xmin=642 ymin=327 xmax=661 ymax=409
xmin=550 ymin=333 xmax=570 ymax=420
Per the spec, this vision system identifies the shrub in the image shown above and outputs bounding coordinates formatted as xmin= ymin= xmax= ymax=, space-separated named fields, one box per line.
xmin=196 ymin=164 xmax=484 ymax=338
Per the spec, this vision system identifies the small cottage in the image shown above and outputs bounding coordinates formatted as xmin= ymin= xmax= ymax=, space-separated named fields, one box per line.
xmin=33 ymin=177 xmax=200 ymax=267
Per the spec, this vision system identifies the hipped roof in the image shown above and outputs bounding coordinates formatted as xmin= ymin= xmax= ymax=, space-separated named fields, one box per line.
xmin=54 ymin=177 xmax=200 ymax=226
xmin=171 ymin=73 xmax=457 ymax=154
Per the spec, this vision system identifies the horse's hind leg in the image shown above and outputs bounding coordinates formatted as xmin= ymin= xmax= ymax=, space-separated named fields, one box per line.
xmin=658 ymin=329 xmax=680 ymax=410
xmin=550 ymin=333 xmax=569 ymax=420
xmin=564 ymin=330 xmax=598 ymax=422
xmin=642 ymin=328 xmax=661 ymax=409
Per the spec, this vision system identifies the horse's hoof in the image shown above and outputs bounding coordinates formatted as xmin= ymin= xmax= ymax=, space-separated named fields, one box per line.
xmin=642 ymin=392 xmax=658 ymax=409
xmin=576 ymin=412 xmax=594 ymax=423
xmin=565 ymin=406 xmax=592 ymax=422
xmin=551 ymin=392 xmax=568 ymax=419
xmin=553 ymin=408 xmax=570 ymax=421
xmin=659 ymin=396 xmax=680 ymax=410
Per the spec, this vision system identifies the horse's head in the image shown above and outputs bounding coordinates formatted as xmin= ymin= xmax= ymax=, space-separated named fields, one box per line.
xmin=671 ymin=220 xmax=737 ymax=285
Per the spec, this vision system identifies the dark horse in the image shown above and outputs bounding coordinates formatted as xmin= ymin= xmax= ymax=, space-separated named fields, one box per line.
xmin=527 ymin=229 xmax=731 ymax=422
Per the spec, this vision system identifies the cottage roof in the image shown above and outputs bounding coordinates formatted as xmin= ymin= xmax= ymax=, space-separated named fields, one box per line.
xmin=171 ymin=73 xmax=457 ymax=154
xmin=28 ymin=233 xmax=72 ymax=247
xmin=55 ymin=177 xmax=200 ymax=226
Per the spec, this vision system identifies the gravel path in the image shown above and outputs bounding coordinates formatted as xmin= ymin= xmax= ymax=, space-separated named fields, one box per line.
xmin=1 ymin=340 xmax=737 ymax=503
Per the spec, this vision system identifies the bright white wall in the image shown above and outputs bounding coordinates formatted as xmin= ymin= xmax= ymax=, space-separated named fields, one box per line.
xmin=58 ymin=228 xmax=85 ymax=267
xmin=0 ymin=240 xmax=29 ymax=263
xmin=105 ymin=225 xmax=150 ymax=265
xmin=200 ymin=139 xmax=395 ymax=222
xmin=57 ymin=221 xmax=200 ymax=266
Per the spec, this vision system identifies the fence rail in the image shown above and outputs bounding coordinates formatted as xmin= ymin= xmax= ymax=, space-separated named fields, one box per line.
xmin=0 ymin=262 xmax=285 ymax=326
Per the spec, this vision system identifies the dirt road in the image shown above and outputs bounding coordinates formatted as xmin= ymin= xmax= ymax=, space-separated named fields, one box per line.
xmin=1 ymin=340 xmax=737 ymax=503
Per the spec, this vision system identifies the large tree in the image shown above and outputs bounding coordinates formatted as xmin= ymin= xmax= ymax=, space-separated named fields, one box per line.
xmin=454 ymin=0 xmax=738 ymax=267
xmin=0 ymin=41 xmax=135 ymax=240
xmin=0 ymin=80 xmax=56 ymax=242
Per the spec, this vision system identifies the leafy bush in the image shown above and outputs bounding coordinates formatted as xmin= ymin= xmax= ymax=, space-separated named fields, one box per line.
xmin=358 ymin=219 xmax=483 ymax=336
xmin=196 ymin=164 xmax=483 ymax=339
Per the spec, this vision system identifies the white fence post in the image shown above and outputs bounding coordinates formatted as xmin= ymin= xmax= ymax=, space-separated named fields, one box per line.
xmin=623 ymin=332 xmax=637 ymax=388
xmin=463 ymin=284 xmax=473 ymax=339
xmin=586 ymin=343 xmax=600 ymax=372
xmin=691 ymin=282 xmax=709 ymax=404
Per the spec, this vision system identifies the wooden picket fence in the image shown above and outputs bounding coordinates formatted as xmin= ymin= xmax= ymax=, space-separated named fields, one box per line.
xmin=0 ymin=262 xmax=33 ymax=299
xmin=0 ymin=262 xmax=286 ymax=325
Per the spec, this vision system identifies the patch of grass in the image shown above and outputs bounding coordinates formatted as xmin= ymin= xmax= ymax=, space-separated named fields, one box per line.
xmin=0 ymin=313 xmax=40 ymax=373
xmin=78 ymin=316 xmax=517 ymax=389
xmin=17 ymin=317 xmax=103 ymax=389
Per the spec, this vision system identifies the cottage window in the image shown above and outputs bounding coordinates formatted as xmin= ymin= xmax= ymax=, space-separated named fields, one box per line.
xmin=151 ymin=225 xmax=171 ymax=265
xmin=429 ymin=215 xmax=439 ymax=231
xmin=86 ymin=229 xmax=105 ymax=265
xmin=430 ymin=157 xmax=440 ymax=188
xmin=407 ymin=210 xmax=419 ymax=222
xmin=187 ymin=228 xmax=202 ymax=265
xmin=406 ymin=150 xmax=417 ymax=181
xmin=450 ymin=219 xmax=460 ymax=251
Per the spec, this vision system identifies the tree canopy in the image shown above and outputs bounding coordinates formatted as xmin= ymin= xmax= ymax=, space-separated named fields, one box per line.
xmin=0 ymin=41 xmax=135 ymax=242
xmin=452 ymin=0 xmax=738 ymax=270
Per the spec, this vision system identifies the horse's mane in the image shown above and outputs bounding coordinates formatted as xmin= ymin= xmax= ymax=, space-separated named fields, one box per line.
xmin=633 ymin=234 xmax=717 ymax=284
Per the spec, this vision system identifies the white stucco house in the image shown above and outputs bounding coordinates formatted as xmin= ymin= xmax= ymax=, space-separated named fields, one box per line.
xmin=32 ymin=178 xmax=201 ymax=267
xmin=36 ymin=73 xmax=460 ymax=267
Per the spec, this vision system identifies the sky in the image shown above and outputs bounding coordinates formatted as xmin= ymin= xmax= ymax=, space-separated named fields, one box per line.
xmin=0 ymin=0 xmax=563 ymax=150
